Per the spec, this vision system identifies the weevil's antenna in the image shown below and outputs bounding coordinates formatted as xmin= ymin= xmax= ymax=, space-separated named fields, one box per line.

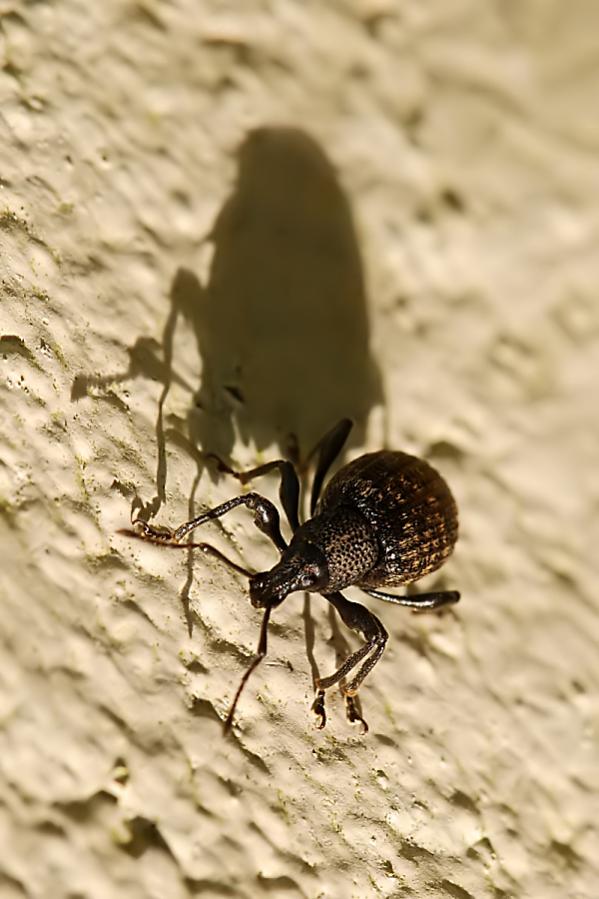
xmin=117 ymin=528 xmax=254 ymax=578
xmin=119 ymin=524 xmax=274 ymax=733
xmin=223 ymin=606 xmax=271 ymax=735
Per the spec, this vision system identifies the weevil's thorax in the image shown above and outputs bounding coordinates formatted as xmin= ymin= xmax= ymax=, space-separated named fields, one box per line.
xmin=294 ymin=506 xmax=379 ymax=592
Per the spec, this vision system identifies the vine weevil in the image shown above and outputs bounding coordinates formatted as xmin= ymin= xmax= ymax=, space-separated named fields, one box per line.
xmin=120 ymin=419 xmax=459 ymax=732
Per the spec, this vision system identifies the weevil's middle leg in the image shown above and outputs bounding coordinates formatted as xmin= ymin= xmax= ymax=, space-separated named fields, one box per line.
xmin=311 ymin=591 xmax=387 ymax=730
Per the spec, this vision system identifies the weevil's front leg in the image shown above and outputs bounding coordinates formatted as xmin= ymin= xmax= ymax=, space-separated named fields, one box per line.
xmin=207 ymin=457 xmax=300 ymax=533
xmin=325 ymin=603 xmax=369 ymax=732
xmin=344 ymin=695 xmax=367 ymax=729
xmin=311 ymin=591 xmax=387 ymax=732
xmin=130 ymin=491 xmax=288 ymax=554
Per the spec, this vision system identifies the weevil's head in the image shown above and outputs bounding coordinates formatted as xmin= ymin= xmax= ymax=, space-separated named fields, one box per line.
xmin=248 ymin=538 xmax=330 ymax=609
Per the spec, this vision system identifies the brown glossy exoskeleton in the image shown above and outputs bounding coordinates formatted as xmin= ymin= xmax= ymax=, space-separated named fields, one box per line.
xmin=120 ymin=420 xmax=459 ymax=733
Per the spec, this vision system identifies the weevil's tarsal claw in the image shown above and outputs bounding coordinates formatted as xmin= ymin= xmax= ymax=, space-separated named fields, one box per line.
xmin=131 ymin=518 xmax=175 ymax=542
xmin=344 ymin=693 xmax=368 ymax=734
xmin=312 ymin=689 xmax=326 ymax=730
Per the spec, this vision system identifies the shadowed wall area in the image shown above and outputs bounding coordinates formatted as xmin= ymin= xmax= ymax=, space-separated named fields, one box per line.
xmin=73 ymin=127 xmax=382 ymax=489
xmin=190 ymin=126 xmax=383 ymax=456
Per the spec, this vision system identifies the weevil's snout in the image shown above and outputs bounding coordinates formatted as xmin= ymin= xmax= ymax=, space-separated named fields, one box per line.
xmin=248 ymin=571 xmax=286 ymax=609
xmin=249 ymin=541 xmax=329 ymax=609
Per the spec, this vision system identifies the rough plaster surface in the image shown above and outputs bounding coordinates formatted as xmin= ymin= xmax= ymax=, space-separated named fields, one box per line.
xmin=1 ymin=2 xmax=598 ymax=897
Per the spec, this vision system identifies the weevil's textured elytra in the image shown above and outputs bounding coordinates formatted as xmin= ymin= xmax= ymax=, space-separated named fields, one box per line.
xmin=317 ymin=451 xmax=458 ymax=588
xmin=120 ymin=419 xmax=459 ymax=734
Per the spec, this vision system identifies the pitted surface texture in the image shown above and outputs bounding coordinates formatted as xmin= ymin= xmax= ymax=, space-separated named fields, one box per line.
xmin=1 ymin=3 xmax=598 ymax=898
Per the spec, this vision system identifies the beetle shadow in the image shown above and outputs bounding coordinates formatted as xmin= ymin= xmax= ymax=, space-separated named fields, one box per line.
xmin=72 ymin=126 xmax=383 ymax=640
xmin=73 ymin=126 xmax=383 ymax=503
xmin=189 ymin=126 xmax=383 ymax=461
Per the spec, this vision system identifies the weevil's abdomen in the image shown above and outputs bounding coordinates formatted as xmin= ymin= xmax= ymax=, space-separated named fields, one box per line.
xmin=317 ymin=451 xmax=458 ymax=587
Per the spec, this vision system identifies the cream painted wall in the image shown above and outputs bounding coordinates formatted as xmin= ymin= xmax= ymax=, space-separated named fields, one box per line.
xmin=1 ymin=2 xmax=598 ymax=897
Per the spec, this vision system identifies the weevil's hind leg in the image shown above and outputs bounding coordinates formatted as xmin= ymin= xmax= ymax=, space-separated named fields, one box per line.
xmin=311 ymin=591 xmax=387 ymax=731
xmin=362 ymin=588 xmax=460 ymax=610
xmin=309 ymin=418 xmax=353 ymax=515
xmin=206 ymin=457 xmax=300 ymax=534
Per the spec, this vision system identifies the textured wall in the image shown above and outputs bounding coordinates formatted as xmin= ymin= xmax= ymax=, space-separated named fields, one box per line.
xmin=1 ymin=2 xmax=598 ymax=898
